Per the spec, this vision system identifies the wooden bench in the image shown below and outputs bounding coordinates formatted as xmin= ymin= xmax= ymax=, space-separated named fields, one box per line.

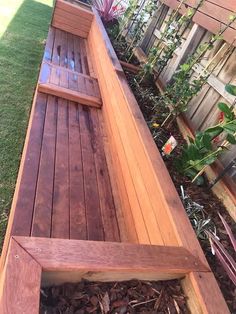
xmin=0 ymin=1 xmax=230 ymax=313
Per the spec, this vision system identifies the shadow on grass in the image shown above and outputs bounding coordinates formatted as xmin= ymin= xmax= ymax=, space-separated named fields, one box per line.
xmin=0 ymin=0 xmax=53 ymax=250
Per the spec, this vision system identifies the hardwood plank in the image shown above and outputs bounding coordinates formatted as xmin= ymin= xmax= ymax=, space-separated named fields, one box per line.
xmin=52 ymin=98 xmax=70 ymax=239
xmin=89 ymin=18 xmax=170 ymax=246
xmin=11 ymin=93 xmax=47 ymax=236
xmin=80 ymin=38 xmax=94 ymax=96
xmin=182 ymin=272 xmax=230 ymax=314
xmin=207 ymin=0 xmax=236 ymax=11
xmin=67 ymin=32 xmax=75 ymax=71
xmin=97 ymin=110 xmax=136 ymax=243
xmin=88 ymin=20 xmax=150 ymax=245
xmin=58 ymin=28 xmax=68 ymax=68
xmin=67 ymin=33 xmax=79 ymax=91
xmin=89 ymin=109 xmax=120 ymax=242
xmin=39 ymin=62 xmax=51 ymax=84
xmin=0 ymin=238 xmax=41 ymax=314
xmin=74 ymin=36 xmax=87 ymax=93
xmin=68 ymin=102 xmax=87 ymax=240
xmin=50 ymin=28 xmax=62 ymax=85
xmin=56 ymin=0 xmax=94 ymax=21
xmin=73 ymin=35 xmax=83 ymax=73
xmin=15 ymin=237 xmax=209 ymax=275
xmin=52 ymin=21 xmax=88 ymax=39
xmin=85 ymin=39 xmax=97 ymax=78
xmin=38 ymin=82 xmax=102 ymax=108
xmin=174 ymin=0 xmax=236 ymax=29
xmin=54 ymin=14 xmax=91 ymax=32
xmin=55 ymin=7 xmax=92 ymax=27
xmin=52 ymin=28 xmax=62 ymax=66
xmin=58 ymin=29 xmax=69 ymax=88
xmin=78 ymin=105 xmax=104 ymax=241
xmin=31 ymin=96 xmax=57 ymax=237
xmin=89 ymin=12 xmax=210 ymax=264
xmin=161 ymin=0 xmax=236 ymax=46
xmin=43 ymin=26 xmax=55 ymax=61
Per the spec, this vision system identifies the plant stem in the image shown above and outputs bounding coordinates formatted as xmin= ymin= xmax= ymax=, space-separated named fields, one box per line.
xmin=161 ymin=111 xmax=172 ymax=127
xmin=192 ymin=165 xmax=208 ymax=183
xmin=184 ymin=147 xmax=222 ymax=173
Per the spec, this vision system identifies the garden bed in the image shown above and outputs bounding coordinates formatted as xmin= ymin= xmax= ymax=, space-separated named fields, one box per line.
xmin=106 ymin=27 xmax=236 ymax=312
xmin=40 ymin=279 xmax=189 ymax=313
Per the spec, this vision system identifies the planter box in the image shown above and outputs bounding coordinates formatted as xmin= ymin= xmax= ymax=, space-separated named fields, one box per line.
xmin=0 ymin=1 xmax=229 ymax=313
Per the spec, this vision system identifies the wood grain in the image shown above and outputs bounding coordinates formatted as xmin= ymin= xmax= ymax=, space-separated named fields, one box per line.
xmin=79 ymin=105 xmax=104 ymax=241
xmin=31 ymin=96 xmax=57 ymax=237
xmin=11 ymin=93 xmax=47 ymax=237
xmin=52 ymin=98 xmax=70 ymax=238
xmin=38 ymin=82 xmax=102 ymax=108
xmin=68 ymin=102 xmax=87 ymax=240
xmin=161 ymin=0 xmax=236 ymax=46
xmin=182 ymin=272 xmax=230 ymax=314
xmin=15 ymin=236 xmax=209 ymax=273
xmin=0 ymin=238 xmax=41 ymax=314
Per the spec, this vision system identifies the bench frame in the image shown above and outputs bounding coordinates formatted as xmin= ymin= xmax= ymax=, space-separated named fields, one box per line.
xmin=0 ymin=1 xmax=230 ymax=313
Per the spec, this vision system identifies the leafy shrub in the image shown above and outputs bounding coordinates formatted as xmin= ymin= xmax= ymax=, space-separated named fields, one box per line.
xmin=176 ymin=84 xmax=236 ymax=184
xmin=93 ymin=0 xmax=126 ymax=22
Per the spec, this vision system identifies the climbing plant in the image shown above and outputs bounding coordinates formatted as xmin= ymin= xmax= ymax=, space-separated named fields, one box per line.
xmin=126 ymin=0 xmax=157 ymax=60
xmin=176 ymin=84 xmax=236 ymax=185
xmin=139 ymin=0 xmax=188 ymax=81
xmin=157 ymin=14 xmax=236 ymax=126
xmin=116 ymin=0 xmax=139 ymax=40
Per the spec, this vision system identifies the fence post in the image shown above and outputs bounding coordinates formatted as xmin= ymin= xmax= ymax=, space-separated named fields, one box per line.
xmin=140 ymin=4 xmax=169 ymax=53
xmin=164 ymin=23 xmax=206 ymax=83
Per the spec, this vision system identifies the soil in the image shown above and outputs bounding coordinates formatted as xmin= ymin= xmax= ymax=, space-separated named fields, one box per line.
xmin=40 ymin=279 xmax=189 ymax=314
xmin=106 ymin=30 xmax=236 ymax=312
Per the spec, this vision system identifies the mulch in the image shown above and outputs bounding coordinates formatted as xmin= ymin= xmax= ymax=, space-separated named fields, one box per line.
xmin=40 ymin=279 xmax=190 ymax=314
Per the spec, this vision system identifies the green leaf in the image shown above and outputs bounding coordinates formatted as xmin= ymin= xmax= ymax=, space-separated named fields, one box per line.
xmin=218 ymin=102 xmax=234 ymax=119
xmin=187 ymin=144 xmax=201 ymax=160
xmin=180 ymin=63 xmax=190 ymax=71
xmin=205 ymin=126 xmax=223 ymax=139
xmin=188 ymin=136 xmax=194 ymax=144
xmin=226 ymin=134 xmax=236 ymax=144
xmin=204 ymin=155 xmax=217 ymax=165
xmin=194 ymin=175 xmax=205 ymax=186
xmin=202 ymin=133 xmax=212 ymax=150
xmin=224 ymin=123 xmax=236 ymax=134
xmin=225 ymin=84 xmax=236 ymax=96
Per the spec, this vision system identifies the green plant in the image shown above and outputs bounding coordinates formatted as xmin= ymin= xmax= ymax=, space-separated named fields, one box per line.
xmin=126 ymin=0 xmax=156 ymax=60
xmin=139 ymin=0 xmax=188 ymax=81
xmin=176 ymin=84 xmax=236 ymax=184
xmin=93 ymin=0 xmax=126 ymax=22
xmin=207 ymin=213 xmax=236 ymax=286
xmin=116 ymin=0 xmax=138 ymax=40
xmin=180 ymin=186 xmax=216 ymax=240
xmin=156 ymin=0 xmax=205 ymax=77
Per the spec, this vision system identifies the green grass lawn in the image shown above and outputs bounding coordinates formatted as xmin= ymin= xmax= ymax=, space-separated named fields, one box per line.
xmin=0 ymin=0 xmax=53 ymax=249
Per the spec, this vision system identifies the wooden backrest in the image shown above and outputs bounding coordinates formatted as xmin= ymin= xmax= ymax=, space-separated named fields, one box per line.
xmin=87 ymin=9 xmax=209 ymax=267
xmin=52 ymin=0 xmax=94 ymax=38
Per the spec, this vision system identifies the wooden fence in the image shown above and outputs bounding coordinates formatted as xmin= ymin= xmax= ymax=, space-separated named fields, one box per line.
xmin=139 ymin=0 xmax=236 ymax=182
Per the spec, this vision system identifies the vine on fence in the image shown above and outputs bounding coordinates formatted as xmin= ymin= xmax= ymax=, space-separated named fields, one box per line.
xmin=156 ymin=14 xmax=236 ymax=127
xmin=139 ymin=0 xmax=205 ymax=81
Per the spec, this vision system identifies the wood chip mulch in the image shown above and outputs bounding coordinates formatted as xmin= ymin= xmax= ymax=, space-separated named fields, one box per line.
xmin=40 ymin=279 xmax=190 ymax=314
